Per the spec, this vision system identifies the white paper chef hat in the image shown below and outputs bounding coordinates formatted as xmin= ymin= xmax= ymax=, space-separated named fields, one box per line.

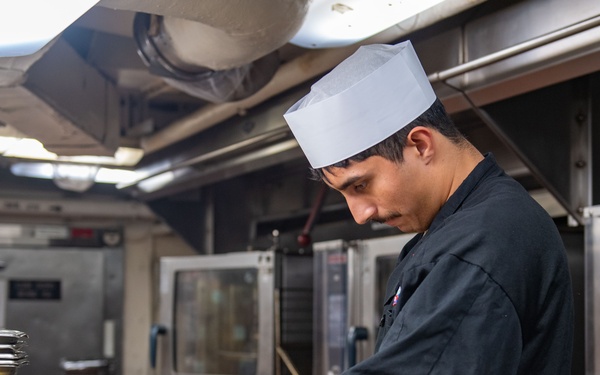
xmin=283 ymin=40 xmax=436 ymax=168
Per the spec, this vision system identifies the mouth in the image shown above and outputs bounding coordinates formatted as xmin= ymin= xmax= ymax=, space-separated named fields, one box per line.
xmin=372 ymin=213 xmax=402 ymax=226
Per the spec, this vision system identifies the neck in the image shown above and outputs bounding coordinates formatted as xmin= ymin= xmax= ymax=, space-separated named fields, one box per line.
xmin=445 ymin=143 xmax=484 ymax=201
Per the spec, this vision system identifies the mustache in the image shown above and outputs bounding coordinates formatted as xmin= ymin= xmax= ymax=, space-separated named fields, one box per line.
xmin=370 ymin=212 xmax=401 ymax=224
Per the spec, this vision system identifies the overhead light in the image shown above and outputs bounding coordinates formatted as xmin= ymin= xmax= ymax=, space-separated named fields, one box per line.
xmin=95 ymin=168 xmax=141 ymax=185
xmin=10 ymin=162 xmax=144 ymax=192
xmin=137 ymin=171 xmax=176 ymax=193
xmin=0 ymin=0 xmax=100 ymax=57
xmin=290 ymin=0 xmax=448 ymax=49
xmin=53 ymin=164 xmax=99 ymax=192
xmin=0 ymin=136 xmax=144 ymax=167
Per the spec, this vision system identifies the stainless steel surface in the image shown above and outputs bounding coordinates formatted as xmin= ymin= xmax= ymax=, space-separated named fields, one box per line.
xmin=0 ymin=332 xmax=27 ymax=345
xmin=0 ymin=353 xmax=27 ymax=361
xmin=356 ymin=235 xmax=414 ymax=360
xmin=423 ymin=0 xmax=600 ymax=113
xmin=0 ymin=38 xmax=120 ymax=156
xmin=570 ymin=86 xmax=593 ymax=221
xmin=0 ymin=330 xmax=29 ymax=375
xmin=124 ymin=127 xmax=293 ymax=189
xmin=0 ymin=248 xmax=122 ymax=375
xmin=157 ymin=251 xmax=275 ymax=375
xmin=584 ymin=206 xmax=600 ymax=374
xmin=428 ymin=15 xmax=600 ymax=84
xmin=312 ymin=239 xmax=349 ymax=375
xmin=466 ymin=77 xmax=592 ymax=224
xmin=312 ymin=235 xmax=414 ymax=371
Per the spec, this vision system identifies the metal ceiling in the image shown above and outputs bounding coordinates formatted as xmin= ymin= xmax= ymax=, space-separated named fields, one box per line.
xmin=0 ymin=0 xmax=598 ymax=238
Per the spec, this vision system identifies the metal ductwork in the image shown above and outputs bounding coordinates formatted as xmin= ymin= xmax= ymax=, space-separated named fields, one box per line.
xmin=128 ymin=1 xmax=309 ymax=103
xmin=133 ymin=13 xmax=280 ymax=103
xmin=0 ymin=0 xmax=309 ymax=158
xmin=0 ymin=38 xmax=120 ymax=156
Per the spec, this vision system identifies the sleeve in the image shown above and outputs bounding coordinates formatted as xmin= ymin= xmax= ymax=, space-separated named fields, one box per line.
xmin=344 ymin=254 xmax=522 ymax=375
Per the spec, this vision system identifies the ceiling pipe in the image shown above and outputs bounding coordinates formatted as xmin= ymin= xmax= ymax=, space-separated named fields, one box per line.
xmin=429 ymin=14 xmax=600 ymax=84
xmin=129 ymin=0 xmax=309 ymax=103
xmin=99 ymin=0 xmax=308 ymax=42
xmin=133 ymin=13 xmax=285 ymax=103
xmin=141 ymin=0 xmax=488 ymax=154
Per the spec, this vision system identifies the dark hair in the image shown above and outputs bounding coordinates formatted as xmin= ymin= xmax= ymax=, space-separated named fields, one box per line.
xmin=311 ymin=98 xmax=466 ymax=180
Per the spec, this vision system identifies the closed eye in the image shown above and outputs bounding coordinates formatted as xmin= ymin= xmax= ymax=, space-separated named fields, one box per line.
xmin=354 ymin=182 xmax=366 ymax=192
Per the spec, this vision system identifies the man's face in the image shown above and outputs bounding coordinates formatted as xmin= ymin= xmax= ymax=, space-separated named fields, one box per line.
xmin=322 ymin=154 xmax=437 ymax=233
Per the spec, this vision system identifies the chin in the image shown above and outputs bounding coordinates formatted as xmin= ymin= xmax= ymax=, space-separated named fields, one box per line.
xmin=395 ymin=223 xmax=424 ymax=234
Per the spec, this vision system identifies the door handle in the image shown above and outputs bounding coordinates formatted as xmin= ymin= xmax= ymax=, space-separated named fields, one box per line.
xmin=346 ymin=326 xmax=368 ymax=368
xmin=149 ymin=324 xmax=167 ymax=369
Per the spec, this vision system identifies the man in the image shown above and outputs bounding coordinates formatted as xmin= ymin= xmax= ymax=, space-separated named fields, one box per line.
xmin=284 ymin=41 xmax=573 ymax=373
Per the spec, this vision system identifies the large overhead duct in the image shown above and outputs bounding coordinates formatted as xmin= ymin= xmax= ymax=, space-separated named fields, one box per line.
xmin=133 ymin=13 xmax=279 ymax=103
xmin=126 ymin=0 xmax=309 ymax=103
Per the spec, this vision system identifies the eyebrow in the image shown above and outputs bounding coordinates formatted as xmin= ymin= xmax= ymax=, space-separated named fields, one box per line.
xmin=334 ymin=175 xmax=363 ymax=192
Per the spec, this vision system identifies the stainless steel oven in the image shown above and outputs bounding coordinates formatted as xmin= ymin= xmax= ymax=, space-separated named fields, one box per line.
xmin=152 ymin=251 xmax=275 ymax=375
xmin=312 ymin=234 xmax=414 ymax=374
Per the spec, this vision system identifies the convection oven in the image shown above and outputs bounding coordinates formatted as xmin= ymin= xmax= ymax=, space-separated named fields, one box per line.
xmin=312 ymin=234 xmax=413 ymax=374
xmin=151 ymin=251 xmax=275 ymax=375
xmin=151 ymin=249 xmax=315 ymax=375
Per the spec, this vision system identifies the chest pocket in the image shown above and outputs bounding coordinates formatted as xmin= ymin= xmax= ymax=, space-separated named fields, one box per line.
xmin=375 ymin=261 xmax=436 ymax=352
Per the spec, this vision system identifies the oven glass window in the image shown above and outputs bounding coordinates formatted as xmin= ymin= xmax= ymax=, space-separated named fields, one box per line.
xmin=174 ymin=268 xmax=259 ymax=374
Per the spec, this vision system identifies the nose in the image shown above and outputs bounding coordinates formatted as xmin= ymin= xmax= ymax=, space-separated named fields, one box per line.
xmin=345 ymin=196 xmax=376 ymax=225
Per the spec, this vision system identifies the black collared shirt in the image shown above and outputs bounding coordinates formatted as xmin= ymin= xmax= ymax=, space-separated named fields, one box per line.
xmin=345 ymin=154 xmax=573 ymax=374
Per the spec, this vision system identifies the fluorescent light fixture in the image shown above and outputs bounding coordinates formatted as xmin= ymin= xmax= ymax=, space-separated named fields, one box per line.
xmin=290 ymin=0 xmax=448 ymax=48
xmin=137 ymin=171 xmax=176 ymax=193
xmin=10 ymin=162 xmax=55 ymax=180
xmin=0 ymin=0 xmax=100 ymax=57
xmin=0 ymin=136 xmax=144 ymax=167
xmin=95 ymin=168 xmax=141 ymax=185
xmin=54 ymin=164 xmax=98 ymax=181
xmin=10 ymin=162 xmax=144 ymax=187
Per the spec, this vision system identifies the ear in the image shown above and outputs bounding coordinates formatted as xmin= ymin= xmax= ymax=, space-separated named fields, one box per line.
xmin=406 ymin=126 xmax=435 ymax=163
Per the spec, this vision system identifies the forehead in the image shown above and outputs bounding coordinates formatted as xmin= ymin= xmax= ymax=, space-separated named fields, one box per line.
xmin=321 ymin=157 xmax=386 ymax=190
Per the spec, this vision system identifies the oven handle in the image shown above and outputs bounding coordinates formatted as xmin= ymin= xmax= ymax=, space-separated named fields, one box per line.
xmin=346 ymin=326 xmax=368 ymax=368
xmin=149 ymin=324 xmax=167 ymax=368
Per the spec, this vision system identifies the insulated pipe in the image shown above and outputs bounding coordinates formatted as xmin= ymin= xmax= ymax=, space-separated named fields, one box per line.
xmin=161 ymin=15 xmax=298 ymax=71
xmin=100 ymin=0 xmax=309 ymax=64
xmin=133 ymin=13 xmax=282 ymax=103
xmin=297 ymin=184 xmax=329 ymax=248
xmin=141 ymin=0 xmax=487 ymax=154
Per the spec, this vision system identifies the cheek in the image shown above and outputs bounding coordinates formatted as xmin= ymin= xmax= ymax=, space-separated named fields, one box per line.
xmin=377 ymin=184 xmax=409 ymax=211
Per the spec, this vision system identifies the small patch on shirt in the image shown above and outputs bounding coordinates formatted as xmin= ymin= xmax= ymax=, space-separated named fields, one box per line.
xmin=392 ymin=285 xmax=402 ymax=307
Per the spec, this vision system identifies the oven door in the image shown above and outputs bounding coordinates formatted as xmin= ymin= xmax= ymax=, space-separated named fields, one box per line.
xmin=152 ymin=251 xmax=275 ymax=375
xmin=356 ymin=234 xmax=414 ymax=361
xmin=313 ymin=234 xmax=413 ymax=373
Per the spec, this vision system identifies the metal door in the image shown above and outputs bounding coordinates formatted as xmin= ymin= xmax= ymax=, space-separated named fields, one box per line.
xmin=152 ymin=251 xmax=275 ymax=375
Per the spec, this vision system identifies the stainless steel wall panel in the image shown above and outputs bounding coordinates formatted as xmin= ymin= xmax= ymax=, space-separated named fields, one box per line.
xmin=0 ymin=248 xmax=106 ymax=375
xmin=584 ymin=206 xmax=600 ymax=374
